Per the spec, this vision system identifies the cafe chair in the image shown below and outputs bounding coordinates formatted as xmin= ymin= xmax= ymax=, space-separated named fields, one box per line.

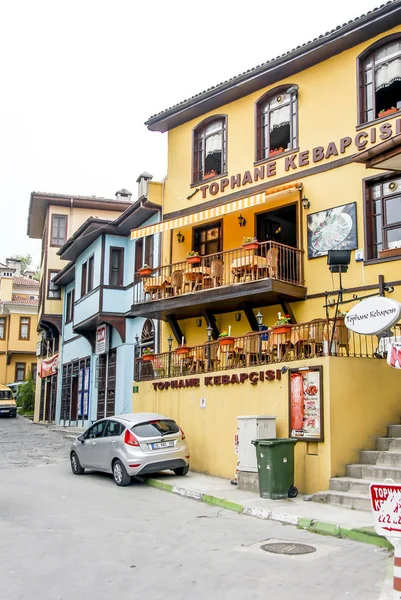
xmin=204 ymin=259 xmax=224 ymax=289
xmin=202 ymin=341 xmax=220 ymax=370
xmin=171 ymin=270 xmax=183 ymax=295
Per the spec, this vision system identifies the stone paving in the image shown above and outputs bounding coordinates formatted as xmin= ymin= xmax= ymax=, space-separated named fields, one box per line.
xmin=0 ymin=415 xmax=70 ymax=469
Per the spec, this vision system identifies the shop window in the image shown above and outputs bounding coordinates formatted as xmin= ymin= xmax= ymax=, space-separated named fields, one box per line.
xmin=66 ymin=289 xmax=75 ymax=322
xmin=135 ymin=236 xmax=154 ymax=273
xmin=15 ymin=362 xmax=26 ymax=382
xmin=193 ymin=116 xmax=227 ymax=183
xmin=365 ymin=176 xmax=401 ymax=259
xmin=51 ymin=214 xmax=68 ymax=247
xmin=359 ymin=36 xmax=401 ymax=124
xmin=110 ymin=247 xmax=124 ymax=287
xmin=31 ymin=363 xmax=37 ymax=381
xmin=193 ymin=221 xmax=222 ymax=256
xmin=0 ymin=317 xmax=5 ymax=340
xmin=48 ymin=270 xmax=61 ymax=299
xmin=256 ymin=85 xmax=298 ymax=161
xmin=19 ymin=317 xmax=30 ymax=340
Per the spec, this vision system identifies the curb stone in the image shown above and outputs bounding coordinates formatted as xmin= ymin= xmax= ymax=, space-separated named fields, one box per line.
xmin=145 ymin=477 xmax=394 ymax=550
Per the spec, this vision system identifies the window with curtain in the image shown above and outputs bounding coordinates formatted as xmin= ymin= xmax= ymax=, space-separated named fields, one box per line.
xmin=365 ymin=176 xmax=401 ymax=259
xmin=19 ymin=317 xmax=30 ymax=340
xmin=15 ymin=362 xmax=26 ymax=382
xmin=51 ymin=215 xmax=67 ymax=246
xmin=193 ymin=117 xmax=227 ymax=183
xmin=110 ymin=247 xmax=124 ymax=286
xmin=0 ymin=318 xmax=5 ymax=340
xmin=135 ymin=236 xmax=154 ymax=272
xmin=48 ymin=270 xmax=61 ymax=299
xmin=360 ymin=38 xmax=401 ymax=123
xmin=256 ymin=86 xmax=298 ymax=161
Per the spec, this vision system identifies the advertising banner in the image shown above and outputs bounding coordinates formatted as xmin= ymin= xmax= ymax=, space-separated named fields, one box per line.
xmin=289 ymin=366 xmax=323 ymax=442
xmin=96 ymin=324 xmax=109 ymax=355
xmin=40 ymin=355 xmax=59 ymax=378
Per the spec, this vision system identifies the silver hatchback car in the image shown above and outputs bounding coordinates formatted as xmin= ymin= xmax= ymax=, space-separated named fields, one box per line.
xmin=70 ymin=412 xmax=190 ymax=486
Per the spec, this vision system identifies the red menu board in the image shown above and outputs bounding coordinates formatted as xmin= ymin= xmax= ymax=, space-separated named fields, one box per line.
xmin=289 ymin=366 xmax=323 ymax=442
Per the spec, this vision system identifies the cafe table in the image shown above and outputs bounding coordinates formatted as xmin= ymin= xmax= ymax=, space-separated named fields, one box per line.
xmin=231 ymin=254 xmax=268 ymax=281
xmin=184 ymin=266 xmax=211 ymax=291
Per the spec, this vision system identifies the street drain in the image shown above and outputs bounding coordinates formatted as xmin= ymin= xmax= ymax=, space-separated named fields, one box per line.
xmin=260 ymin=542 xmax=316 ymax=555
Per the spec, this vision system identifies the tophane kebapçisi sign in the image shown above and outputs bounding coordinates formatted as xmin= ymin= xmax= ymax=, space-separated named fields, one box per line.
xmin=370 ymin=482 xmax=401 ymax=538
xmin=345 ymin=297 xmax=401 ymax=335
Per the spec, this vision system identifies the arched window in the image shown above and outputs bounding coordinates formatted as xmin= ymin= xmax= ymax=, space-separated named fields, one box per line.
xmin=256 ymin=85 xmax=298 ymax=162
xmin=192 ymin=116 xmax=227 ymax=183
xmin=141 ymin=319 xmax=155 ymax=347
xmin=359 ymin=35 xmax=401 ymax=124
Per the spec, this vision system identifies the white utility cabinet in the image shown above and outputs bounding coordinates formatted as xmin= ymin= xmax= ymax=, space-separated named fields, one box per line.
xmin=238 ymin=415 xmax=276 ymax=472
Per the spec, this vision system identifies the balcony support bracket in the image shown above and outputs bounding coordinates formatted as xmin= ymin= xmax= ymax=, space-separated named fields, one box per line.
xmin=203 ymin=310 xmax=219 ymax=340
xmin=166 ymin=315 xmax=184 ymax=345
xmin=243 ymin=304 xmax=259 ymax=332
xmin=279 ymin=297 xmax=297 ymax=325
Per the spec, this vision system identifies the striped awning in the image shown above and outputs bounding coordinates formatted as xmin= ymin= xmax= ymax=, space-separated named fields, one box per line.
xmin=131 ymin=182 xmax=302 ymax=240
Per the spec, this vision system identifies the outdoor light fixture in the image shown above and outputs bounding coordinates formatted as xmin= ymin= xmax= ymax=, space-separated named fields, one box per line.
xmin=135 ymin=334 xmax=139 ymax=344
xmin=235 ymin=312 xmax=242 ymax=322
xmin=281 ymin=366 xmax=288 ymax=374
xmin=206 ymin=324 xmax=213 ymax=341
xmin=327 ymin=250 xmax=351 ymax=274
xmin=302 ymin=196 xmax=311 ymax=210
xmin=177 ymin=231 xmax=185 ymax=244
xmin=196 ymin=318 xmax=202 ymax=327
xmin=255 ymin=310 xmax=264 ymax=327
xmin=238 ymin=214 xmax=246 ymax=227
xmin=167 ymin=335 xmax=173 ymax=352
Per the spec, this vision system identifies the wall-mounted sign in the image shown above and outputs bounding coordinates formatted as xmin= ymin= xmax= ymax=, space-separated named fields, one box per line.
xmin=307 ymin=202 xmax=357 ymax=259
xmin=96 ymin=324 xmax=109 ymax=355
xmin=387 ymin=342 xmax=401 ymax=369
xmin=151 ymin=369 xmax=282 ymax=391
xmin=36 ymin=342 xmax=42 ymax=357
xmin=370 ymin=483 xmax=401 ymax=538
xmin=40 ymin=354 xmax=59 ymax=378
xmin=289 ymin=366 xmax=323 ymax=442
xmin=345 ymin=297 xmax=401 ymax=335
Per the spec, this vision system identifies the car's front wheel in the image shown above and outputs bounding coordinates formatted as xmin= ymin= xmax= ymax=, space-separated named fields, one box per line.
xmin=113 ymin=459 xmax=131 ymax=486
xmin=70 ymin=451 xmax=85 ymax=475
xmin=174 ymin=465 xmax=189 ymax=476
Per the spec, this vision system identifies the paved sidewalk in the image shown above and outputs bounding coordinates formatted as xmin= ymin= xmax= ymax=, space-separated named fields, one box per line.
xmin=144 ymin=471 xmax=393 ymax=550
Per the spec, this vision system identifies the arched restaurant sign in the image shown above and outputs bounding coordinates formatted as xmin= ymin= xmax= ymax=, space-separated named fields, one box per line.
xmin=345 ymin=297 xmax=401 ymax=335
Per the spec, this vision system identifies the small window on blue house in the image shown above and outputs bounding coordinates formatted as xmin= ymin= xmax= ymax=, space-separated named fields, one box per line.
xmin=110 ymin=247 xmax=124 ymax=286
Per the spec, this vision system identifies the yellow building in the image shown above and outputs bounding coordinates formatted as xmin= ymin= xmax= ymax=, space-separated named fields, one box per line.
xmin=130 ymin=3 xmax=401 ymax=498
xmin=27 ymin=190 xmax=134 ymax=423
xmin=0 ymin=259 xmax=39 ymax=386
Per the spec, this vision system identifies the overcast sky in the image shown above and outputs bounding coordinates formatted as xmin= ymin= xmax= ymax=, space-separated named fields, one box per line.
xmin=0 ymin=0 xmax=384 ymax=268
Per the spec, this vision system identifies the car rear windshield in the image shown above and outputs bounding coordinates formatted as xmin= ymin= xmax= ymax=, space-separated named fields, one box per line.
xmin=0 ymin=391 xmax=13 ymax=400
xmin=131 ymin=419 xmax=180 ymax=437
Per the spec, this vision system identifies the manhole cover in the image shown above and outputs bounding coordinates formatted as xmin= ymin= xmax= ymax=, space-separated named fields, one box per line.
xmin=260 ymin=542 xmax=316 ymax=555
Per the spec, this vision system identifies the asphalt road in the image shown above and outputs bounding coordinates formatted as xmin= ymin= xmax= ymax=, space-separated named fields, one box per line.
xmin=0 ymin=417 xmax=392 ymax=600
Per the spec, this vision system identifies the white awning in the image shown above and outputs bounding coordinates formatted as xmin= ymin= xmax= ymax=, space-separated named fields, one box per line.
xmin=131 ymin=182 xmax=302 ymax=239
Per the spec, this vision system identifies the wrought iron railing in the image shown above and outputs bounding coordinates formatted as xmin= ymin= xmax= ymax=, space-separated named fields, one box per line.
xmin=135 ymin=319 xmax=401 ymax=381
xmin=133 ymin=241 xmax=304 ymax=304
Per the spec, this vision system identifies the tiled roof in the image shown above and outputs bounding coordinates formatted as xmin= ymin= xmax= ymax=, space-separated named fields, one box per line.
xmin=13 ymin=276 xmax=39 ymax=287
xmin=32 ymin=191 xmax=131 ymax=203
xmin=7 ymin=296 xmax=38 ymax=306
xmin=146 ymin=1 xmax=399 ymax=125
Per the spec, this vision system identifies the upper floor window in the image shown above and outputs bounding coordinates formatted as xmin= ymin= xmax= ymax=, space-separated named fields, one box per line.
xmin=193 ymin=117 xmax=227 ymax=183
xmin=256 ymin=86 xmax=298 ymax=161
xmin=365 ymin=176 xmax=401 ymax=260
xmin=193 ymin=221 xmax=222 ymax=256
xmin=0 ymin=318 xmax=5 ymax=340
xmin=110 ymin=247 xmax=124 ymax=287
xmin=19 ymin=317 xmax=30 ymax=340
xmin=81 ymin=261 xmax=87 ymax=297
xmin=359 ymin=37 xmax=401 ymax=124
xmin=48 ymin=270 xmax=61 ymax=299
xmin=15 ymin=362 xmax=25 ymax=382
xmin=66 ymin=289 xmax=75 ymax=323
xmin=135 ymin=235 xmax=154 ymax=273
xmin=51 ymin=214 xmax=68 ymax=247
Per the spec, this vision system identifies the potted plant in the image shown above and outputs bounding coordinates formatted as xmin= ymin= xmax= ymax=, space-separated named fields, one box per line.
xmin=175 ymin=344 xmax=190 ymax=355
xmin=271 ymin=313 xmax=292 ymax=334
xmin=268 ymin=147 xmax=284 ymax=157
xmin=379 ymin=107 xmax=398 ymax=118
xmin=138 ymin=264 xmax=153 ymax=277
xmin=242 ymin=237 xmax=259 ymax=251
xmin=218 ymin=329 xmax=234 ymax=346
xmin=186 ymin=251 xmax=201 ymax=265
xmin=379 ymin=247 xmax=401 ymax=259
xmin=142 ymin=347 xmax=155 ymax=361
xmin=204 ymin=169 xmax=218 ymax=180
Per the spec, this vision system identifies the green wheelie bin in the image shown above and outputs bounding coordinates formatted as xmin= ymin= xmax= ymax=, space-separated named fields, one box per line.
xmin=251 ymin=438 xmax=298 ymax=499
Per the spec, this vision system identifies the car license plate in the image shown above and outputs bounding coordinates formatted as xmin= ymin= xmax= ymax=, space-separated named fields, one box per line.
xmin=0 ymin=409 xmax=9 ymax=413
xmin=152 ymin=441 xmax=174 ymax=450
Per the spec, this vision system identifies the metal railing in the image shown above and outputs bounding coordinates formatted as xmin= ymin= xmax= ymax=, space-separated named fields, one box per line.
xmin=135 ymin=319 xmax=401 ymax=381
xmin=133 ymin=241 xmax=304 ymax=304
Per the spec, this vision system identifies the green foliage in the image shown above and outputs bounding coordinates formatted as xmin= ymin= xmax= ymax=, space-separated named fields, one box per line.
xmin=8 ymin=254 xmax=39 ymax=279
xmin=18 ymin=370 xmax=36 ymax=413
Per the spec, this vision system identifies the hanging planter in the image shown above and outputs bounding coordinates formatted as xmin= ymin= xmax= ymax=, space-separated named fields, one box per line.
xmin=379 ymin=107 xmax=398 ymax=118
xmin=186 ymin=252 xmax=201 ymax=265
xmin=203 ymin=170 xmax=218 ymax=180
xmin=242 ymin=237 xmax=259 ymax=251
xmin=138 ymin=265 xmax=153 ymax=277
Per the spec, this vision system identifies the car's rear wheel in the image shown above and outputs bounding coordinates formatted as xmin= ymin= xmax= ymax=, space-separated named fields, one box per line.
xmin=173 ymin=465 xmax=189 ymax=476
xmin=113 ymin=459 xmax=131 ymax=486
xmin=70 ymin=451 xmax=85 ymax=475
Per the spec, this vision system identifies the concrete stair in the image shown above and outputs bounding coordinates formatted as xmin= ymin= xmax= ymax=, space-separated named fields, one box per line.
xmin=312 ymin=421 xmax=401 ymax=511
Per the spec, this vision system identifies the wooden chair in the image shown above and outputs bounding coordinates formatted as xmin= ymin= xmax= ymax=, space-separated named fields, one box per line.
xmin=243 ymin=334 xmax=260 ymax=366
xmin=334 ymin=321 xmax=350 ymax=356
xmin=259 ymin=247 xmax=279 ymax=279
xmin=171 ymin=270 xmax=183 ymax=295
xmin=204 ymin=259 xmax=224 ymax=288
xmin=202 ymin=342 xmax=220 ymax=370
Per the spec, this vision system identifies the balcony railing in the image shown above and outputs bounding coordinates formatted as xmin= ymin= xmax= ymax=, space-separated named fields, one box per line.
xmin=133 ymin=241 xmax=304 ymax=304
xmin=135 ymin=319 xmax=401 ymax=381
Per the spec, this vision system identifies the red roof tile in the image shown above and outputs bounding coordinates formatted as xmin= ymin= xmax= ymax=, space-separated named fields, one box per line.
xmin=13 ymin=277 xmax=39 ymax=287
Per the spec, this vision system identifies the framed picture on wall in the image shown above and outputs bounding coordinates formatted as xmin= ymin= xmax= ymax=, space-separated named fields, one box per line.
xmin=288 ymin=366 xmax=324 ymax=442
xmin=307 ymin=202 xmax=357 ymax=259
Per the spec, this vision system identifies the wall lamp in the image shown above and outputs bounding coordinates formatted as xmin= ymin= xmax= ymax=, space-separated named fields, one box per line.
xmin=302 ymin=196 xmax=311 ymax=210
xmin=177 ymin=231 xmax=185 ymax=244
xmin=238 ymin=214 xmax=246 ymax=227
xmin=281 ymin=366 xmax=288 ymax=375
xmin=235 ymin=312 xmax=242 ymax=322
xmin=196 ymin=318 xmax=203 ymax=327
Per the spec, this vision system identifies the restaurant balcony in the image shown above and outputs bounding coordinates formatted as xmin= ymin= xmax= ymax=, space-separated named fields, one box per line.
xmin=131 ymin=241 xmax=306 ymax=321
xmin=135 ymin=319 xmax=400 ymax=382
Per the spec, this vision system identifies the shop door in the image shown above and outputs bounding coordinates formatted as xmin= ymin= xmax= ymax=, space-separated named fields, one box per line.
xmin=39 ymin=378 xmax=45 ymax=421
xmin=256 ymin=205 xmax=297 ymax=248
xmin=50 ymin=375 xmax=57 ymax=423
xmin=78 ymin=357 xmax=90 ymax=426
xmin=106 ymin=349 xmax=116 ymax=417
xmin=97 ymin=354 xmax=107 ymax=420
xmin=44 ymin=380 xmax=51 ymax=422
xmin=60 ymin=364 xmax=72 ymax=425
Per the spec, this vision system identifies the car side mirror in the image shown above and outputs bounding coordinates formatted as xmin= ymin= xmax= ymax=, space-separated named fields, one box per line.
xmin=77 ymin=434 xmax=85 ymax=443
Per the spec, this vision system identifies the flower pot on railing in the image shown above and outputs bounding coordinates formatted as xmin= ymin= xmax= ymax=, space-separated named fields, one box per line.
xmin=186 ymin=252 xmax=201 ymax=265
xmin=142 ymin=353 xmax=154 ymax=361
xmin=203 ymin=170 xmax=217 ymax=180
xmin=379 ymin=247 xmax=401 ymax=259
xmin=138 ymin=266 xmax=153 ymax=277
xmin=268 ymin=147 xmax=284 ymax=157
xmin=271 ymin=324 xmax=292 ymax=335
xmin=242 ymin=238 xmax=259 ymax=251
xmin=379 ymin=107 xmax=398 ymax=118
xmin=218 ymin=336 xmax=235 ymax=346
xmin=175 ymin=346 xmax=190 ymax=355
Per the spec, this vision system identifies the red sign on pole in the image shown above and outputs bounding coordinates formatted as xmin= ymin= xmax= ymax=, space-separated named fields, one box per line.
xmin=370 ymin=482 xmax=401 ymax=536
